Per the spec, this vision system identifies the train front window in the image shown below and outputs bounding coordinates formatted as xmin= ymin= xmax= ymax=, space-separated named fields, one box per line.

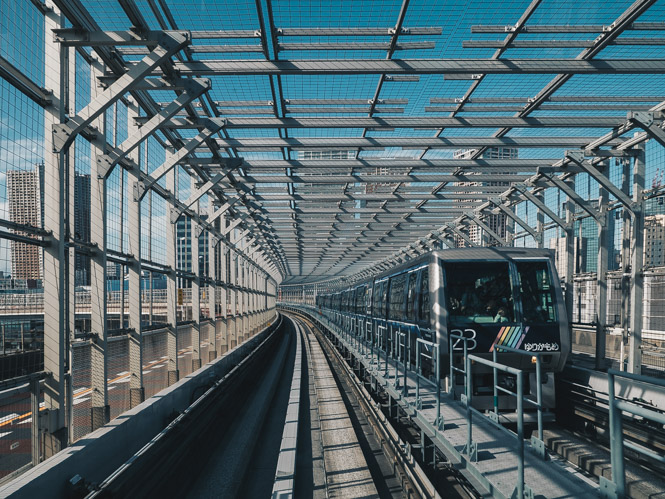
xmin=515 ymin=261 xmax=557 ymax=323
xmin=445 ymin=262 xmax=514 ymax=323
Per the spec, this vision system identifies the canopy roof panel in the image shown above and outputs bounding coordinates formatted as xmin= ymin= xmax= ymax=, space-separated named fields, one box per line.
xmin=61 ymin=0 xmax=665 ymax=284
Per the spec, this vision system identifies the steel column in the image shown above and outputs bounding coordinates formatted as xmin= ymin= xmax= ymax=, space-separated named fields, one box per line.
xmin=126 ymin=99 xmax=144 ymax=408
xmin=595 ymin=188 xmax=609 ymax=369
xmin=89 ymin=59 xmax=110 ymax=427
xmin=166 ymin=150 xmax=179 ymax=384
xmin=628 ymin=143 xmax=645 ymax=374
xmin=191 ymin=192 xmax=201 ymax=372
xmin=42 ymin=5 xmax=68 ymax=456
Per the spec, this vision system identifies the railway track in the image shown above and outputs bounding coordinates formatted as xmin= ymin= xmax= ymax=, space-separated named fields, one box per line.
xmin=82 ymin=312 xmax=469 ymax=498
xmin=557 ymin=375 xmax=665 ymax=466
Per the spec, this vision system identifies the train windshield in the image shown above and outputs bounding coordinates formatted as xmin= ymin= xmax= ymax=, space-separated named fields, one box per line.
xmin=515 ymin=260 xmax=557 ymax=323
xmin=445 ymin=262 xmax=515 ymax=323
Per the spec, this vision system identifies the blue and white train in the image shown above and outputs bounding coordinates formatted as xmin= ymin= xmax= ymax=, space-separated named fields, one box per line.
xmin=316 ymin=248 xmax=570 ymax=409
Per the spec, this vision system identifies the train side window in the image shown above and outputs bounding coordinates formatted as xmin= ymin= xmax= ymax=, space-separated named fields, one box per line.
xmin=406 ymin=272 xmax=418 ymax=322
xmin=378 ymin=283 xmax=385 ymax=317
xmin=372 ymin=282 xmax=381 ymax=316
xmin=355 ymin=286 xmax=365 ymax=314
xmin=515 ymin=261 xmax=557 ymax=323
xmin=365 ymin=286 xmax=372 ymax=315
xmin=388 ymin=273 xmax=407 ymax=321
xmin=419 ymin=270 xmax=430 ymax=326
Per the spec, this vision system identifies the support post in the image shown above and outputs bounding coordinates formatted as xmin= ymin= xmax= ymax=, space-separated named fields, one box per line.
xmin=89 ymin=59 xmax=110 ymax=428
xmin=620 ymin=158 xmax=632 ymax=371
xmin=208 ymin=212 xmax=217 ymax=362
xmin=42 ymin=5 xmax=68 ymax=455
xmin=628 ymin=143 xmax=645 ymax=374
xmin=166 ymin=150 xmax=179 ymax=385
xmin=191 ymin=204 xmax=201 ymax=372
xmin=565 ymin=181 xmax=575 ymax=328
xmin=126 ymin=98 xmax=144 ymax=407
xmin=595 ymin=188 xmax=609 ymax=369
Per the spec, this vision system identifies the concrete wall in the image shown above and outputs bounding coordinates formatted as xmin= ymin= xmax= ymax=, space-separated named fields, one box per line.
xmin=0 ymin=317 xmax=281 ymax=498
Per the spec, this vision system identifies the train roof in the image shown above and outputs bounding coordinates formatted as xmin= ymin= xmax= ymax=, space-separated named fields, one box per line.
xmin=320 ymin=247 xmax=555 ymax=294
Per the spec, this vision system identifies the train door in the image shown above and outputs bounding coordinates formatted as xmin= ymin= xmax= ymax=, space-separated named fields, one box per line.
xmin=373 ymin=279 xmax=388 ymax=354
xmin=405 ymin=270 xmax=419 ymax=367
xmin=387 ymin=273 xmax=407 ymax=364
xmin=364 ymin=284 xmax=373 ymax=344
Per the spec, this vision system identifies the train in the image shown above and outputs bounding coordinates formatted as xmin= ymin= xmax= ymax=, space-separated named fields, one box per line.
xmin=315 ymin=248 xmax=570 ymax=410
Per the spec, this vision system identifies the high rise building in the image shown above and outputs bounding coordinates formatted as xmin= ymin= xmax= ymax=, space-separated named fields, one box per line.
xmin=74 ymin=173 xmax=91 ymax=285
xmin=452 ymin=148 xmax=518 ymax=247
xmin=7 ymin=164 xmax=43 ymax=280
xmin=645 ymin=214 xmax=665 ymax=267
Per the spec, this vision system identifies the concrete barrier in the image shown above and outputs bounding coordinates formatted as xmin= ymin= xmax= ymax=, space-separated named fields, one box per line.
xmin=0 ymin=316 xmax=282 ymax=498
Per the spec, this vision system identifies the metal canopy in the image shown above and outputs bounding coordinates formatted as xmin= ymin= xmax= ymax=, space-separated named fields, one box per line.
xmin=45 ymin=0 xmax=665 ymax=285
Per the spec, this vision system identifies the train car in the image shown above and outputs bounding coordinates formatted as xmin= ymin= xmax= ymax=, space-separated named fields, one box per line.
xmin=317 ymin=247 xmax=569 ymax=410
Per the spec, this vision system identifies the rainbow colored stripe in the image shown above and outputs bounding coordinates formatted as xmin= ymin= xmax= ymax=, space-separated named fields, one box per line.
xmin=490 ymin=326 xmax=529 ymax=352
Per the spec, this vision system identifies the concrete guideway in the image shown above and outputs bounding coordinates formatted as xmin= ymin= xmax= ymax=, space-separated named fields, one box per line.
xmin=306 ymin=319 xmax=379 ymax=498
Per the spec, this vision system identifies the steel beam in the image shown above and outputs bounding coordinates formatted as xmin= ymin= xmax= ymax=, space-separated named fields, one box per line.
xmin=470 ymin=22 xmax=665 ymax=33
xmin=445 ymin=224 xmax=474 ymax=246
xmin=126 ymin=99 xmax=146 ymax=408
xmin=166 ymin=151 xmax=179 ymax=385
xmin=52 ymin=31 xmax=190 ymax=152
xmin=0 ymin=54 xmax=51 ymax=106
xmin=53 ymin=29 xmax=189 ymax=47
xmin=148 ymin=115 xmax=626 ymax=129
xmin=208 ymin=136 xmax=621 ymax=150
xmin=196 ymin=195 xmax=246 ymax=237
xmin=162 ymin=58 xmax=665 ymax=76
xmin=89 ymin=61 xmax=110 ymax=427
xmin=187 ymin=157 xmax=558 ymax=170
xmin=42 ymin=6 xmax=68 ymax=457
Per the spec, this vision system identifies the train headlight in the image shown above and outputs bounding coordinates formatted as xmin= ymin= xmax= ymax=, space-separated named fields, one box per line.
xmin=531 ymin=356 xmax=537 ymax=364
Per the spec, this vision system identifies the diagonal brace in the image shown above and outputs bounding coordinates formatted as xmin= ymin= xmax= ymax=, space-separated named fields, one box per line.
xmin=467 ymin=213 xmax=507 ymax=245
xmin=446 ymin=223 xmax=476 ymax=246
xmin=512 ymin=185 xmax=568 ymax=228
xmin=532 ymin=175 xmax=603 ymax=223
xmin=97 ymin=78 xmax=211 ymax=178
xmin=490 ymin=199 xmax=540 ymax=241
xmin=627 ymin=111 xmax=665 ymax=148
xmin=195 ymin=193 xmax=246 ymax=237
xmin=171 ymin=159 xmax=243 ymax=223
xmin=565 ymin=150 xmax=636 ymax=212
xmin=134 ymin=118 xmax=225 ymax=201
xmin=53 ymin=31 xmax=190 ymax=152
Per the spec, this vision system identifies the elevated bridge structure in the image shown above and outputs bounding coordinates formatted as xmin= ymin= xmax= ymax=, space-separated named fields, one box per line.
xmin=0 ymin=0 xmax=665 ymax=497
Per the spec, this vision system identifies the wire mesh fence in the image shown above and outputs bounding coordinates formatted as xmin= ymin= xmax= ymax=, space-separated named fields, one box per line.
xmin=71 ymin=343 xmax=92 ymax=442
xmin=142 ymin=329 xmax=168 ymax=399
xmin=0 ymin=387 xmax=36 ymax=480
xmin=107 ymin=337 xmax=130 ymax=421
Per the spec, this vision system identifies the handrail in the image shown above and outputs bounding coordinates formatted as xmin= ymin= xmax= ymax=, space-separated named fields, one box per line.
xmin=602 ymin=369 xmax=665 ymax=498
xmin=492 ymin=344 xmax=546 ymax=457
xmin=467 ymin=354 xmax=530 ymax=499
